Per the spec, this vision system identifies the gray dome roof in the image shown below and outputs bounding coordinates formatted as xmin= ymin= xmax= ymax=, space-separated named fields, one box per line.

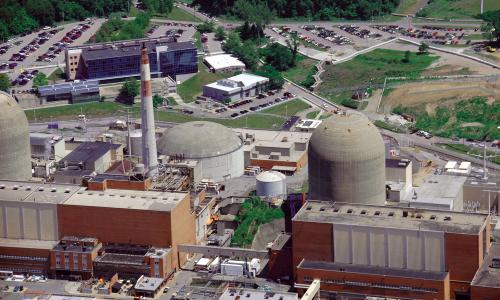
xmin=0 ymin=92 xmax=31 ymax=180
xmin=158 ymin=121 xmax=243 ymax=158
xmin=309 ymin=112 xmax=384 ymax=161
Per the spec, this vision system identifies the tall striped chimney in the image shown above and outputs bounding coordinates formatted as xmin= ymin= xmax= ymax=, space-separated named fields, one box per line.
xmin=140 ymin=42 xmax=158 ymax=177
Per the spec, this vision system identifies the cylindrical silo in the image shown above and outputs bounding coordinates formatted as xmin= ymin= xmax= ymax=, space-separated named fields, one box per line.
xmin=128 ymin=129 xmax=142 ymax=158
xmin=256 ymin=171 xmax=286 ymax=198
xmin=308 ymin=112 xmax=386 ymax=204
xmin=0 ymin=91 xmax=32 ymax=180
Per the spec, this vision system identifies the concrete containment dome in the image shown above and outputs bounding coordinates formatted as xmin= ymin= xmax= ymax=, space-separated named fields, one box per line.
xmin=0 ymin=91 xmax=32 ymax=180
xmin=308 ymin=112 xmax=385 ymax=204
xmin=158 ymin=121 xmax=244 ymax=181
xmin=256 ymin=171 xmax=286 ymax=198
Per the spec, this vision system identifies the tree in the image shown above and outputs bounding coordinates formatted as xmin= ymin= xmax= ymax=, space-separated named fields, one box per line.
xmin=480 ymin=10 xmax=500 ymax=43
xmin=142 ymin=0 xmax=174 ymax=14
xmin=119 ymin=78 xmax=140 ymax=104
xmin=196 ymin=20 xmax=215 ymax=33
xmin=152 ymin=94 xmax=164 ymax=108
xmin=215 ymin=26 xmax=226 ymax=41
xmin=255 ymin=65 xmax=284 ymax=90
xmin=0 ymin=21 xmax=9 ymax=42
xmin=261 ymin=43 xmax=293 ymax=71
xmin=9 ymin=9 xmax=38 ymax=35
xmin=481 ymin=23 xmax=494 ymax=42
xmin=402 ymin=50 xmax=411 ymax=63
xmin=232 ymin=0 xmax=274 ymax=40
xmin=32 ymin=73 xmax=49 ymax=88
xmin=418 ymin=42 xmax=429 ymax=54
xmin=26 ymin=0 xmax=55 ymax=26
xmin=0 ymin=74 xmax=11 ymax=92
xmin=223 ymin=31 xmax=242 ymax=53
xmin=286 ymin=32 xmax=300 ymax=65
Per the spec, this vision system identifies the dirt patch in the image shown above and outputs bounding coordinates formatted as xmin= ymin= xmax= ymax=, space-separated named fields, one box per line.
xmin=382 ymin=77 xmax=500 ymax=113
xmin=422 ymin=64 xmax=474 ymax=76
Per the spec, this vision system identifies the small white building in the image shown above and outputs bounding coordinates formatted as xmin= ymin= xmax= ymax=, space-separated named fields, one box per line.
xmin=295 ymin=119 xmax=322 ymax=132
xmin=203 ymin=54 xmax=246 ymax=73
xmin=203 ymin=73 xmax=269 ymax=102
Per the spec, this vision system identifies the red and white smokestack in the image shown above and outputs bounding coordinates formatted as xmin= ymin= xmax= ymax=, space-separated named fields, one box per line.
xmin=140 ymin=42 xmax=158 ymax=177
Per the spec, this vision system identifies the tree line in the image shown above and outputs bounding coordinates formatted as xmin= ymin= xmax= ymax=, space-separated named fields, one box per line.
xmin=192 ymin=0 xmax=400 ymax=20
xmin=0 ymin=0 xmax=131 ymax=41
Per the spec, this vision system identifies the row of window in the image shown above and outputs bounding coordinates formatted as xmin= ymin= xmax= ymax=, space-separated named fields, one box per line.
xmin=0 ymin=254 xmax=47 ymax=262
xmin=302 ymin=277 xmax=439 ymax=294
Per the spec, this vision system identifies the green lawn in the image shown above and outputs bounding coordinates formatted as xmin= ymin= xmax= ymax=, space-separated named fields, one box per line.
xmin=463 ymin=33 xmax=486 ymax=40
xmin=47 ymin=68 xmax=66 ymax=82
xmin=177 ymin=60 xmax=232 ymax=103
xmin=394 ymin=0 xmax=420 ymax=14
xmin=282 ymin=55 xmax=317 ymax=87
xmin=154 ymin=6 xmax=202 ymax=22
xmin=193 ymin=31 xmax=202 ymax=50
xmin=260 ymin=98 xmax=311 ymax=117
xmin=374 ymin=120 xmax=407 ymax=133
xmin=417 ymin=0 xmax=500 ymax=19
xmin=438 ymin=143 xmax=500 ymax=165
xmin=166 ymin=96 xmax=178 ymax=106
xmin=306 ymin=110 xmax=320 ymax=119
xmin=26 ymin=101 xmax=286 ymax=130
xmin=318 ymin=49 xmax=438 ymax=95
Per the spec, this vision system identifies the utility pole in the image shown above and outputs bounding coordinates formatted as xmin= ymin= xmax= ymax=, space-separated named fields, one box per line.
xmin=481 ymin=0 xmax=484 ymax=14
xmin=127 ymin=108 xmax=131 ymax=157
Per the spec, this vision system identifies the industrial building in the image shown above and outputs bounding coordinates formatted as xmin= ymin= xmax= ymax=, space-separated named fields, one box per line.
xmin=0 ymin=91 xmax=32 ymax=181
xmin=219 ymin=288 xmax=298 ymax=300
xmin=37 ymin=80 xmax=100 ymax=104
xmin=65 ymin=37 xmax=197 ymax=81
xmin=308 ymin=112 xmax=386 ymax=204
xmin=463 ymin=176 xmax=500 ymax=214
xmin=203 ymin=54 xmax=246 ymax=73
xmin=50 ymin=236 xmax=102 ymax=280
xmin=406 ymin=173 xmax=466 ymax=211
xmin=54 ymin=141 xmax=123 ymax=184
xmin=385 ymin=158 xmax=413 ymax=202
xmin=158 ymin=121 xmax=244 ymax=182
xmin=292 ymin=201 xmax=490 ymax=299
xmin=235 ymin=129 xmax=311 ymax=174
xmin=134 ymin=275 xmax=168 ymax=298
xmin=30 ymin=133 xmax=65 ymax=161
xmin=295 ymin=119 xmax=322 ymax=132
xmin=471 ymin=243 xmax=500 ymax=299
xmin=202 ymin=73 xmax=269 ymax=101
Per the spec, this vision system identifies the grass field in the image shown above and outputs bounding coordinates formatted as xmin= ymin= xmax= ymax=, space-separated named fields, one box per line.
xmin=193 ymin=31 xmax=202 ymax=50
xmin=154 ymin=6 xmax=202 ymax=22
xmin=26 ymin=101 xmax=286 ymax=130
xmin=306 ymin=110 xmax=320 ymax=119
xmin=394 ymin=0 xmax=420 ymax=14
xmin=318 ymin=49 xmax=438 ymax=98
xmin=47 ymin=68 xmax=66 ymax=82
xmin=438 ymin=143 xmax=500 ymax=165
xmin=177 ymin=60 xmax=231 ymax=103
xmin=260 ymin=99 xmax=311 ymax=117
xmin=282 ymin=55 xmax=317 ymax=87
xmin=418 ymin=0 xmax=500 ymax=19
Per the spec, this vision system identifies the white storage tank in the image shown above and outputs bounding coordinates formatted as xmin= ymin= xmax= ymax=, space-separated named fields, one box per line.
xmin=256 ymin=171 xmax=286 ymax=198
xmin=128 ymin=129 xmax=142 ymax=158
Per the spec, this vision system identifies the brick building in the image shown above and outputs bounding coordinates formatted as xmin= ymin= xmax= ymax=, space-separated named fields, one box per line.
xmin=292 ymin=201 xmax=490 ymax=299
xmin=49 ymin=236 xmax=102 ymax=280
xmin=471 ymin=243 xmax=500 ymax=300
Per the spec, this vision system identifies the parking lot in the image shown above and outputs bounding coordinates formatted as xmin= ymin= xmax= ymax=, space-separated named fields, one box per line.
xmin=0 ymin=18 xmax=105 ymax=89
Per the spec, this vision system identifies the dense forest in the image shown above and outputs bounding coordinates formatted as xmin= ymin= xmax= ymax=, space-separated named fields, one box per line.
xmin=192 ymin=0 xmax=401 ymax=20
xmin=0 ymin=0 xmax=131 ymax=41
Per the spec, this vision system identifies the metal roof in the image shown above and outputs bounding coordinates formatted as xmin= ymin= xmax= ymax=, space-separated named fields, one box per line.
xmin=38 ymin=80 xmax=99 ymax=97
xmin=60 ymin=142 xmax=120 ymax=165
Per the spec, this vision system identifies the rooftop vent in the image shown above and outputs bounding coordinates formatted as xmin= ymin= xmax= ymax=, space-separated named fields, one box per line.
xmin=51 ymin=188 xmax=57 ymax=192
xmin=26 ymin=186 xmax=31 ymax=191
xmin=444 ymin=216 xmax=452 ymax=221
xmin=333 ymin=208 xmax=339 ymax=212
xmin=38 ymin=187 xmax=44 ymax=191
xmin=347 ymin=209 xmax=353 ymax=214
xmin=0 ymin=185 xmax=5 ymax=189
xmin=388 ymin=212 xmax=394 ymax=217
xmin=13 ymin=185 xmax=19 ymax=190
xmin=360 ymin=210 xmax=367 ymax=215
xmin=416 ymin=214 xmax=422 ymax=219
xmin=306 ymin=206 xmax=312 ymax=211
xmin=374 ymin=211 xmax=381 ymax=216
xmin=430 ymin=215 xmax=437 ymax=220
xmin=491 ymin=258 xmax=500 ymax=269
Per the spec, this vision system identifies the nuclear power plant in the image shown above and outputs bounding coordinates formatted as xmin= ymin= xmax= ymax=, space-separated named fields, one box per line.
xmin=307 ymin=112 xmax=386 ymax=205
xmin=0 ymin=91 xmax=32 ymax=181
xmin=140 ymin=42 xmax=158 ymax=177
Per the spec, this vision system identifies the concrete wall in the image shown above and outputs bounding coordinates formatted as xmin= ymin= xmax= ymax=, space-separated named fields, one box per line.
xmin=0 ymin=201 xmax=58 ymax=240
xmin=194 ymin=148 xmax=244 ymax=182
xmin=332 ymin=224 xmax=445 ymax=272
xmin=66 ymin=49 xmax=82 ymax=81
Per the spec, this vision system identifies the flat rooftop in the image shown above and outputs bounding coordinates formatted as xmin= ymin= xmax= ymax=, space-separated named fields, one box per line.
xmin=293 ymin=201 xmax=487 ymax=234
xmin=471 ymin=243 xmax=500 ymax=288
xmin=63 ymin=188 xmax=188 ymax=211
xmin=0 ymin=238 xmax=57 ymax=250
xmin=72 ymin=37 xmax=194 ymax=61
xmin=94 ymin=253 xmax=145 ymax=265
xmin=219 ymin=288 xmax=298 ymax=300
xmin=406 ymin=174 xmax=467 ymax=207
xmin=0 ymin=180 xmax=80 ymax=204
xmin=298 ymin=259 xmax=448 ymax=281
xmin=464 ymin=177 xmax=500 ymax=189
xmin=135 ymin=276 xmax=165 ymax=292
xmin=204 ymin=54 xmax=245 ymax=70
xmin=61 ymin=141 xmax=121 ymax=165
